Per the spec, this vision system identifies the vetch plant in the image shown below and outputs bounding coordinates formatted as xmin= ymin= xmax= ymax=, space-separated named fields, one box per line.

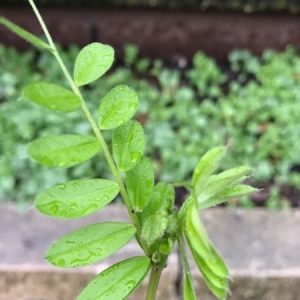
xmin=0 ymin=1 xmax=257 ymax=299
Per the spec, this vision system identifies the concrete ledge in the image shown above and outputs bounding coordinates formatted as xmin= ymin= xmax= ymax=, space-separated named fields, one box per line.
xmin=0 ymin=204 xmax=299 ymax=299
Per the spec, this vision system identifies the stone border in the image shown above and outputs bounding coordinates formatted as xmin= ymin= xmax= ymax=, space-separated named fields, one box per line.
xmin=0 ymin=204 xmax=299 ymax=299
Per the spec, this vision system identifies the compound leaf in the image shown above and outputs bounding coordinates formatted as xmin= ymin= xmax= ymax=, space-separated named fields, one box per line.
xmin=28 ymin=134 xmax=100 ymax=167
xmin=35 ymin=179 xmax=119 ymax=219
xmin=77 ymin=256 xmax=150 ymax=300
xmin=98 ymin=85 xmax=138 ymax=130
xmin=0 ymin=17 xmax=53 ymax=51
xmin=74 ymin=42 xmax=114 ymax=86
xmin=112 ymin=120 xmax=145 ymax=171
xmin=23 ymin=82 xmax=81 ymax=112
xmin=46 ymin=222 xmax=136 ymax=268
xmin=126 ymin=157 xmax=154 ymax=210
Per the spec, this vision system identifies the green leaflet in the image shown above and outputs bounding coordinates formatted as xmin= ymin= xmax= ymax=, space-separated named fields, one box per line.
xmin=198 ymin=184 xmax=258 ymax=210
xmin=23 ymin=82 xmax=81 ymax=112
xmin=28 ymin=134 xmax=100 ymax=167
xmin=184 ymin=274 xmax=197 ymax=300
xmin=46 ymin=222 xmax=136 ymax=268
xmin=185 ymin=204 xmax=228 ymax=278
xmin=112 ymin=120 xmax=145 ymax=171
xmin=77 ymin=256 xmax=150 ymax=300
xmin=141 ymin=212 xmax=168 ymax=246
xmin=73 ymin=42 xmax=114 ymax=86
xmin=196 ymin=166 xmax=252 ymax=205
xmin=98 ymin=85 xmax=138 ymax=130
xmin=192 ymin=147 xmax=226 ymax=194
xmin=126 ymin=157 xmax=154 ymax=210
xmin=184 ymin=204 xmax=229 ymax=299
xmin=142 ymin=182 xmax=175 ymax=221
xmin=35 ymin=179 xmax=119 ymax=219
xmin=0 ymin=17 xmax=53 ymax=51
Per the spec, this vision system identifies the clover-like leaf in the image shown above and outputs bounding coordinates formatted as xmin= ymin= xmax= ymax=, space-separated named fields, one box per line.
xmin=74 ymin=42 xmax=114 ymax=86
xmin=23 ymin=82 xmax=81 ymax=112
xmin=112 ymin=120 xmax=145 ymax=171
xmin=46 ymin=222 xmax=136 ymax=268
xmin=77 ymin=256 xmax=150 ymax=300
xmin=0 ymin=17 xmax=53 ymax=51
xmin=126 ymin=157 xmax=154 ymax=210
xmin=98 ymin=85 xmax=138 ymax=130
xmin=28 ymin=134 xmax=100 ymax=167
xmin=35 ymin=179 xmax=119 ymax=219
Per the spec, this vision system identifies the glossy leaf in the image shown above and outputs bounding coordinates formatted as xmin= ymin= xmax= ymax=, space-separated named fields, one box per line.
xmin=98 ymin=85 xmax=138 ymax=130
xmin=46 ymin=222 xmax=136 ymax=268
xmin=112 ymin=120 xmax=145 ymax=171
xmin=192 ymin=146 xmax=225 ymax=194
xmin=28 ymin=134 xmax=100 ymax=167
xmin=126 ymin=157 xmax=154 ymax=210
xmin=198 ymin=184 xmax=258 ymax=210
xmin=74 ymin=42 xmax=114 ymax=86
xmin=0 ymin=17 xmax=53 ymax=51
xmin=197 ymin=166 xmax=253 ymax=204
xmin=23 ymin=82 xmax=81 ymax=112
xmin=77 ymin=256 xmax=150 ymax=300
xmin=35 ymin=179 xmax=119 ymax=219
xmin=184 ymin=274 xmax=197 ymax=300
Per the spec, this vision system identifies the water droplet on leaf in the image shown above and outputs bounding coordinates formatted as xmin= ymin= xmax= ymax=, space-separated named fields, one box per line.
xmin=59 ymin=184 xmax=66 ymax=189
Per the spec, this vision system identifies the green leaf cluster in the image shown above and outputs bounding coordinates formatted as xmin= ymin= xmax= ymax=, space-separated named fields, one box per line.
xmin=1 ymin=7 xmax=257 ymax=299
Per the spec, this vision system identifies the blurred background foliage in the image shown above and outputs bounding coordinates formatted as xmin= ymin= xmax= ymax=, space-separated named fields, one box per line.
xmin=1 ymin=43 xmax=299 ymax=209
xmin=2 ymin=0 xmax=300 ymax=13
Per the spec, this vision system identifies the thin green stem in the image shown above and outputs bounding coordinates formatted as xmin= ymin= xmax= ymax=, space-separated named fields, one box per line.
xmin=145 ymin=256 xmax=167 ymax=300
xmin=28 ymin=0 xmax=150 ymax=257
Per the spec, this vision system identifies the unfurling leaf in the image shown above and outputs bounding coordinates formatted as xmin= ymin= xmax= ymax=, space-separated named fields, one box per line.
xmin=112 ymin=120 xmax=145 ymax=171
xmin=35 ymin=179 xmax=119 ymax=219
xmin=28 ymin=134 xmax=100 ymax=167
xmin=192 ymin=146 xmax=226 ymax=194
xmin=126 ymin=157 xmax=154 ymax=210
xmin=74 ymin=42 xmax=114 ymax=86
xmin=77 ymin=256 xmax=150 ymax=300
xmin=98 ymin=85 xmax=138 ymax=130
xmin=0 ymin=17 xmax=53 ymax=51
xmin=23 ymin=82 xmax=81 ymax=112
xmin=46 ymin=222 xmax=136 ymax=268
xmin=184 ymin=204 xmax=229 ymax=299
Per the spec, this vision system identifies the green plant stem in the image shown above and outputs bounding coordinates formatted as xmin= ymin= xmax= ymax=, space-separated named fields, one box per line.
xmin=145 ymin=257 xmax=167 ymax=300
xmin=28 ymin=0 xmax=151 ymax=257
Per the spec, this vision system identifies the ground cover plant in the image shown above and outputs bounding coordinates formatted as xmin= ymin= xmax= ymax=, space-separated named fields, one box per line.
xmin=0 ymin=1 xmax=257 ymax=299
xmin=1 ymin=41 xmax=299 ymax=208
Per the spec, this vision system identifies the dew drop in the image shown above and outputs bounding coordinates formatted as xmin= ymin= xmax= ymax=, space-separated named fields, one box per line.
xmin=94 ymin=197 xmax=101 ymax=201
xmin=58 ymin=161 xmax=67 ymax=167
xmin=59 ymin=184 xmax=66 ymax=189
xmin=70 ymin=203 xmax=78 ymax=209
xmin=130 ymin=151 xmax=140 ymax=162
xmin=57 ymin=258 xmax=66 ymax=267
xmin=119 ymin=85 xmax=125 ymax=91
xmin=72 ymin=181 xmax=80 ymax=188
xmin=129 ymin=102 xmax=137 ymax=111
xmin=50 ymin=204 xmax=59 ymax=214
xmin=125 ymin=280 xmax=136 ymax=291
